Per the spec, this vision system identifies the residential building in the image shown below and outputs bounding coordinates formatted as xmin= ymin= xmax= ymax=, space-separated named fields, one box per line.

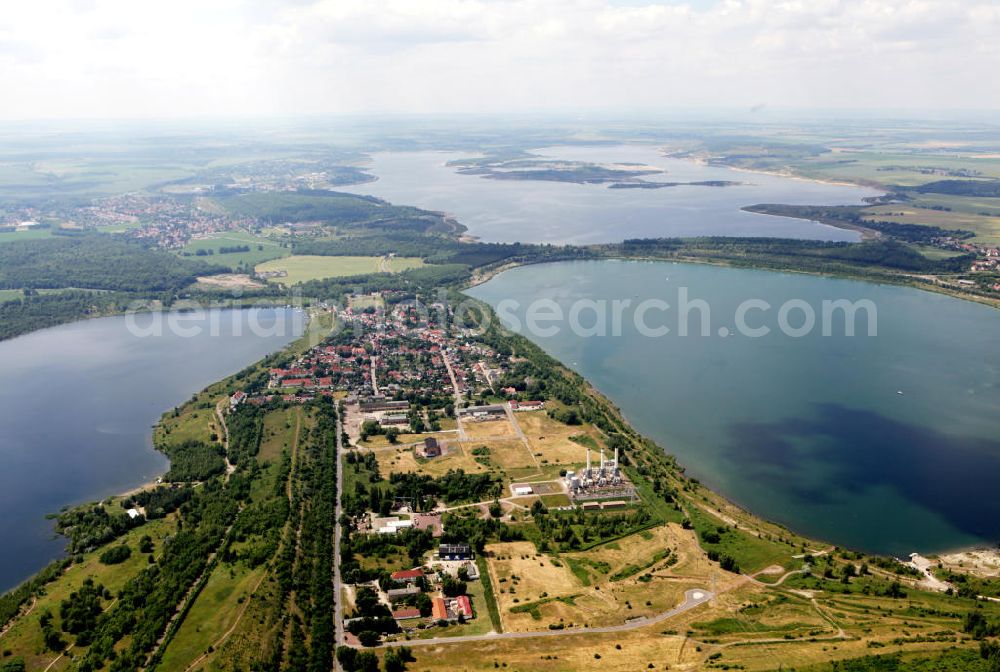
xmin=439 ymin=543 xmax=473 ymax=560
xmin=390 ymin=568 xmax=425 ymax=584
xmin=455 ymin=595 xmax=473 ymax=619
xmin=392 ymin=607 xmax=422 ymax=622
xmin=386 ymin=585 xmax=421 ymax=603
xmin=422 ymin=437 xmax=441 ymax=458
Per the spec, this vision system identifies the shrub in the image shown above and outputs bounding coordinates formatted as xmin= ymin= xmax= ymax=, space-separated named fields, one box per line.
xmin=99 ymin=545 xmax=132 ymax=565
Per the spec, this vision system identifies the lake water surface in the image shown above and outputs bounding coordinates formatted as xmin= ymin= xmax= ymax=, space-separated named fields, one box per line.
xmin=468 ymin=261 xmax=1000 ymax=555
xmin=0 ymin=308 xmax=303 ymax=591
xmin=347 ymin=145 xmax=882 ymax=244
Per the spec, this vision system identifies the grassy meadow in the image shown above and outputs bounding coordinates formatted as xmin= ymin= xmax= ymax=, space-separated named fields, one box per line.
xmin=255 ymin=254 xmax=425 ymax=285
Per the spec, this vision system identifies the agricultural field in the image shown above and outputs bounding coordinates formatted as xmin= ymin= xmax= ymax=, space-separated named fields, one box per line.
xmin=0 ymin=287 xmax=113 ymax=302
xmin=348 ymin=293 xmax=385 ymax=310
xmin=864 ymin=198 xmax=1000 ymax=244
xmin=792 ymin=150 xmax=1000 ymax=187
xmin=179 ymin=231 xmax=290 ymax=269
xmin=0 ymin=227 xmax=56 ymax=244
xmin=254 ymin=254 xmax=425 ymax=285
xmin=0 ymin=156 xmax=199 ymax=200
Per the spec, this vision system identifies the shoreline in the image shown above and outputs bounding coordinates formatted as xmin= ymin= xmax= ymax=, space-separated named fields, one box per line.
xmin=464 ymin=257 xmax=1000 ymax=563
xmin=0 ymin=306 xmax=311 ymax=595
xmin=3 ymin=252 xmax=998 ymax=600
xmin=674 ymin=150 xmax=889 ymax=192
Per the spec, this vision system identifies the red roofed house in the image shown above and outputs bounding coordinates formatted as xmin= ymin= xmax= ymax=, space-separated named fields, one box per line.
xmin=431 ymin=597 xmax=448 ymax=621
xmin=390 ymin=568 xmax=424 ymax=584
xmin=281 ymin=378 xmax=312 ymax=388
xmin=392 ymin=607 xmax=422 ymax=622
xmin=455 ymin=595 xmax=473 ymax=619
xmin=229 ymin=390 xmax=246 ymax=410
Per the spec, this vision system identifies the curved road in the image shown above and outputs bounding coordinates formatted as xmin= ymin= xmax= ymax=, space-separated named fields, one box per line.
xmin=379 ymin=588 xmax=714 ymax=648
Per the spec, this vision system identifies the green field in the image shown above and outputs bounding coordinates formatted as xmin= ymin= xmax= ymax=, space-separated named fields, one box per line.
xmin=0 ymin=287 xmax=108 ymax=303
xmin=794 ymin=150 xmax=1000 ymax=187
xmin=684 ymin=503 xmax=798 ymax=573
xmin=156 ymin=561 xmax=268 ymax=671
xmin=254 ymin=254 xmax=425 ymax=285
xmin=0 ymin=159 xmax=198 ymax=200
xmin=0 ymin=227 xmax=56 ymax=244
xmin=865 ymin=196 xmax=1000 ymax=244
xmin=179 ymin=231 xmax=290 ymax=269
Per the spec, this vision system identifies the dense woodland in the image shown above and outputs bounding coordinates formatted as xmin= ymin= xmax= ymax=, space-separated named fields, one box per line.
xmin=0 ymin=290 xmax=122 ymax=340
xmin=606 ymin=237 xmax=975 ymax=274
xmin=214 ymin=190 xmax=456 ymax=234
xmin=742 ymin=204 xmax=975 ymax=243
xmin=908 ymin=179 xmax=1000 ymax=197
xmin=0 ymin=235 xmax=223 ymax=292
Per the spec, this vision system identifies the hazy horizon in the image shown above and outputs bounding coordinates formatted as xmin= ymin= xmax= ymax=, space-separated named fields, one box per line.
xmin=1 ymin=0 xmax=997 ymax=121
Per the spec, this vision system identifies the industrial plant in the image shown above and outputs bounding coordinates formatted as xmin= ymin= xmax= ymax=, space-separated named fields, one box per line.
xmin=563 ymin=446 xmax=637 ymax=502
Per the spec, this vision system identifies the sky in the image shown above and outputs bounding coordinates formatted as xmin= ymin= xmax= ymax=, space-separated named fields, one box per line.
xmin=0 ymin=0 xmax=997 ymax=120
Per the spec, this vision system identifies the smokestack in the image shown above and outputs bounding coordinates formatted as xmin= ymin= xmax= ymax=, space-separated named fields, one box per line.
xmin=586 ymin=448 xmax=591 ymax=475
xmin=614 ymin=446 xmax=619 ymax=470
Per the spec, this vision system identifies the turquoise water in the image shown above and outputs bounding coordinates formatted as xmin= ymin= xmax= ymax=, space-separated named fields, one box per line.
xmin=0 ymin=308 xmax=304 ymax=591
xmin=346 ymin=145 xmax=882 ymax=244
xmin=468 ymin=260 xmax=1000 ymax=555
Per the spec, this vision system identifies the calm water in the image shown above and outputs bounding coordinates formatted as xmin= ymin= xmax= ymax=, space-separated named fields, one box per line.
xmin=0 ymin=308 xmax=304 ymax=592
xmin=347 ymin=145 xmax=882 ymax=244
xmin=468 ymin=261 xmax=1000 ymax=555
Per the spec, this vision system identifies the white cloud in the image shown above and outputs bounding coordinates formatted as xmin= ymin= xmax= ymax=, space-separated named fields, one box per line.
xmin=0 ymin=0 xmax=995 ymax=119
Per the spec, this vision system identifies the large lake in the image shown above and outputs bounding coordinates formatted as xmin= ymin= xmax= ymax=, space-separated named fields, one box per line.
xmin=468 ymin=261 xmax=1000 ymax=555
xmin=0 ymin=308 xmax=304 ymax=592
xmin=347 ymin=145 xmax=882 ymax=244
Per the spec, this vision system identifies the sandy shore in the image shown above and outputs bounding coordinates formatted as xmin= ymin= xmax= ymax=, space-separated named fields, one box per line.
xmin=661 ymin=149 xmax=886 ymax=192
xmin=115 ymin=477 xmax=166 ymax=500
xmin=935 ymin=548 xmax=1000 ymax=578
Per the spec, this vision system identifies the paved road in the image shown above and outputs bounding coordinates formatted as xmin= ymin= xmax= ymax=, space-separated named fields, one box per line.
xmin=380 ymin=588 xmax=714 ymax=648
xmin=334 ymin=411 xmax=346 ymax=651
xmin=441 ymin=351 xmax=466 ymax=439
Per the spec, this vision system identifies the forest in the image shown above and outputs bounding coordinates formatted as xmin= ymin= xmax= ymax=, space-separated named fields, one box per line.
xmin=606 ymin=237 xmax=976 ymax=274
xmin=0 ymin=235 xmax=224 ymax=292
xmin=0 ymin=290 xmax=122 ymax=341
xmin=212 ymin=190 xmax=456 ymax=234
